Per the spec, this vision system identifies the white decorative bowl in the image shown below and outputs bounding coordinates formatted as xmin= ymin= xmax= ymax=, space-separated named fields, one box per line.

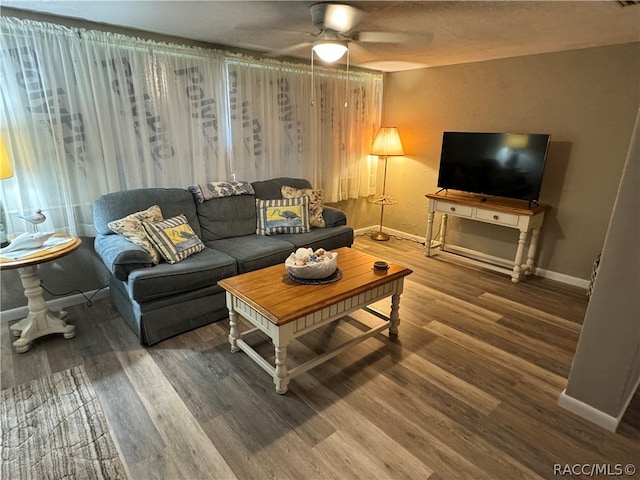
xmin=285 ymin=249 xmax=338 ymax=279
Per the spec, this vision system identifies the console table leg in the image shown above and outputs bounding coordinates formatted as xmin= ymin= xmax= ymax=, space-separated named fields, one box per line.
xmin=524 ymin=227 xmax=541 ymax=276
xmin=512 ymin=231 xmax=529 ymax=283
xmin=439 ymin=214 xmax=448 ymax=251
xmin=425 ymin=211 xmax=435 ymax=256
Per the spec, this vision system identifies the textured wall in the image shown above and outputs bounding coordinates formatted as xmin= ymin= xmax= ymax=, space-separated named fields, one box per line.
xmin=1 ymin=237 xmax=110 ymax=312
xmin=380 ymin=43 xmax=640 ymax=280
xmin=563 ymin=109 xmax=639 ymax=422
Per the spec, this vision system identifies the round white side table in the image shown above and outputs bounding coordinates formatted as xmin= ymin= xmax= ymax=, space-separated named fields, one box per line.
xmin=1 ymin=234 xmax=81 ymax=353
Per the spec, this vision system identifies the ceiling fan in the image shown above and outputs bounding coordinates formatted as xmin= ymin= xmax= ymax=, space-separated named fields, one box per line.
xmin=309 ymin=3 xmax=360 ymax=62
xmin=271 ymin=2 xmax=431 ymax=64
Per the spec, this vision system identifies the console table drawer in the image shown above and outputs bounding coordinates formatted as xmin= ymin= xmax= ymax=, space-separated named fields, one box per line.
xmin=475 ymin=209 xmax=519 ymax=226
xmin=437 ymin=201 xmax=473 ymax=217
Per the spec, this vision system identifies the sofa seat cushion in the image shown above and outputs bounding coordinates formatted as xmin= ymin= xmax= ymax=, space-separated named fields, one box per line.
xmin=206 ymin=235 xmax=294 ymax=274
xmin=274 ymin=226 xmax=354 ymax=252
xmin=126 ymin=247 xmax=237 ymax=303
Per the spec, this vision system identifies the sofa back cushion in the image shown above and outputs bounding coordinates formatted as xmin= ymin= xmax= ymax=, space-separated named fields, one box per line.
xmin=94 ymin=188 xmax=200 ymax=238
xmin=196 ymin=195 xmax=257 ymax=241
xmin=251 ymin=177 xmax=312 ymax=199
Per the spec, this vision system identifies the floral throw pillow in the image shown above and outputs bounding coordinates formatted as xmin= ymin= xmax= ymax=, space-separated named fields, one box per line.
xmin=188 ymin=181 xmax=255 ymax=203
xmin=108 ymin=205 xmax=163 ymax=264
xmin=281 ymin=186 xmax=325 ymax=228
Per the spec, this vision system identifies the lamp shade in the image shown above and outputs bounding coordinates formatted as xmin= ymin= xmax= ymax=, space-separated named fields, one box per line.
xmin=312 ymin=40 xmax=348 ymax=63
xmin=371 ymin=127 xmax=404 ymax=156
xmin=0 ymin=137 xmax=13 ymax=180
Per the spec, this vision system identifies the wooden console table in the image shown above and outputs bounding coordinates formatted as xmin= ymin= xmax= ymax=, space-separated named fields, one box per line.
xmin=424 ymin=193 xmax=550 ymax=283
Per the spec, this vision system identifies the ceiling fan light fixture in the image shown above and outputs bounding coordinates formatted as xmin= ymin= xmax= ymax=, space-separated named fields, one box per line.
xmin=312 ymin=40 xmax=348 ymax=63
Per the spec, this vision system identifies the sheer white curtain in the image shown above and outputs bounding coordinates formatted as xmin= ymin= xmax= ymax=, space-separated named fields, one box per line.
xmin=312 ymin=69 xmax=383 ymax=201
xmin=225 ymin=58 xmax=383 ymax=202
xmin=226 ymin=59 xmax=316 ymax=182
xmin=1 ymin=19 xmax=230 ymax=235
xmin=0 ymin=17 xmax=382 ymax=236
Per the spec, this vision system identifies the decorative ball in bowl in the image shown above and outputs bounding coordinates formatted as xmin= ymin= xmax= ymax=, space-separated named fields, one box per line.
xmin=285 ymin=248 xmax=338 ymax=280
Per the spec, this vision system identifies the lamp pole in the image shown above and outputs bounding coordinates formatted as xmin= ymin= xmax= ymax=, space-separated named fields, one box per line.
xmin=372 ymin=155 xmax=392 ymax=241
xmin=369 ymin=126 xmax=403 ymax=242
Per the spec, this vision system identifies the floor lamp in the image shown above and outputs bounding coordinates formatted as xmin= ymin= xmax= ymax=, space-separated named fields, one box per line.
xmin=0 ymin=137 xmax=13 ymax=248
xmin=369 ymin=127 xmax=404 ymax=241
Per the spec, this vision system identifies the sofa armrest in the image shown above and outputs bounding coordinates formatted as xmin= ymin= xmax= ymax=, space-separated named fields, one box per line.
xmin=94 ymin=234 xmax=153 ymax=281
xmin=322 ymin=206 xmax=347 ymax=227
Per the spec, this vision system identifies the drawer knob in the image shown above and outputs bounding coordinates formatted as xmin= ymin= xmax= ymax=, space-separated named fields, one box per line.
xmin=493 ymin=215 xmax=499 ymax=220
xmin=450 ymin=207 xmax=456 ymax=212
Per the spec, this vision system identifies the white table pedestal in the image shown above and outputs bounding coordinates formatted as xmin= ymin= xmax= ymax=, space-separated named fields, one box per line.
xmin=9 ymin=265 xmax=75 ymax=353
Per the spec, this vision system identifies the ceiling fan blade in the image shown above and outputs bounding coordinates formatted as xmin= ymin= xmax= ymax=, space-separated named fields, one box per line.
xmin=345 ymin=41 xmax=369 ymax=57
xmin=355 ymin=31 xmax=406 ymax=43
xmin=355 ymin=31 xmax=433 ymax=44
xmin=263 ymin=41 xmax=313 ymax=58
xmin=353 ymin=32 xmax=433 ymax=43
xmin=310 ymin=3 xmax=363 ymax=33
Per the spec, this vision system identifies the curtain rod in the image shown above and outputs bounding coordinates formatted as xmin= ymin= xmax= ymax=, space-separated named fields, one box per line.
xmin=1 ymin=15 xmax=383 ymax=81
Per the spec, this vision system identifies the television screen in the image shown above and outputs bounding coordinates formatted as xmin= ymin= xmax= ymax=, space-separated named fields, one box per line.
xmin=436 ymin=132 xmax=550 ymax=201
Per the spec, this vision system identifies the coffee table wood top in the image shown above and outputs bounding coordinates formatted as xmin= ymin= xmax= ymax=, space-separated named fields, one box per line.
xmin=218 ymin=247 xmax=412 ymax=326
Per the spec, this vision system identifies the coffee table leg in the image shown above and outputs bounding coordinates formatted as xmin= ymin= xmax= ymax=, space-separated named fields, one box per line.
xmin=228 ymin=303 xmax=240 ymax=353
xmin=273 ymin=329 xmax=292 ymax=394
xmin=389 ymin=293 xmax=401 ymax=336
xmin=274 ymin=346 xmax=289 ymax=394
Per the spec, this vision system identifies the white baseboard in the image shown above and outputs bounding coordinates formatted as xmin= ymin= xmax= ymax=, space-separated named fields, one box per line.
xmin=355 ymin=225 xmax=426 ymax=244
xmin=557 ymin=374 xmax=640 ymax=433
xmin=534 ymin=268 xmax=590 ymax=289
xmin=355 ymin=225 xmax=589 ymax=289
xmin=0 ymin=288 xmax=110 ymax=322
xmin=557 ymin=390 xmax=620 ymax=432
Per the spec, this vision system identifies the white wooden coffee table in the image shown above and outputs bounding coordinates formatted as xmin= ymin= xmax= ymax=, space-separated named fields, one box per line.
xmin=218 ymin=247 xmax=412 ymax=394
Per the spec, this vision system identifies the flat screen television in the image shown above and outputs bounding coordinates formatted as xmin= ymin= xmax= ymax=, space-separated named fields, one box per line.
xmin=436 ymin=132 xmax=550 ymax=202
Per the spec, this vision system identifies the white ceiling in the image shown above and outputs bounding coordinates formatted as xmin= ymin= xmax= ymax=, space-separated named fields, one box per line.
xmin=2 ymin=1 xmax=639 ymax=72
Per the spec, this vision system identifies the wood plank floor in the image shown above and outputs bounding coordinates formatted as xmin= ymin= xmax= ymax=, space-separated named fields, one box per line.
xmin=2 ymin=235 xmax=639 ymax=480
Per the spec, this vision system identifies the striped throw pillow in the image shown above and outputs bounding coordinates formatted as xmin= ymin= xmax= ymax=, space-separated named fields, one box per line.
xmin=256 ymin=196 xmax=310 ymax=235
xmin=142 ymin=215 xmax=204 ymax=264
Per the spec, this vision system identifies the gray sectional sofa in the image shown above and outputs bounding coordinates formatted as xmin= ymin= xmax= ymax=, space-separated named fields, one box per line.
xmin=92 ymin=177 xmax=354 ymax=345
